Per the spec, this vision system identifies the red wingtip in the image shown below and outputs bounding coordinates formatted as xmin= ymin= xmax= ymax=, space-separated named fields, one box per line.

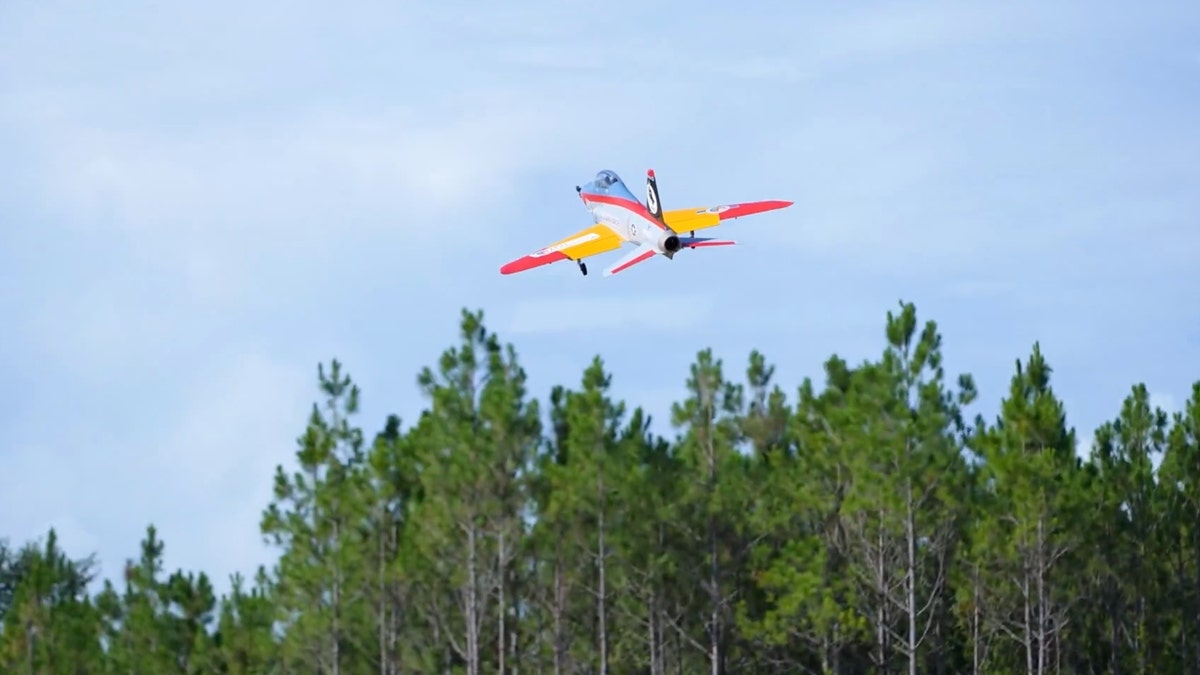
xmin=647 ymin=169 xmax=655 ymax=178
xmin=500 ymin=250 xmax=569 ymax=275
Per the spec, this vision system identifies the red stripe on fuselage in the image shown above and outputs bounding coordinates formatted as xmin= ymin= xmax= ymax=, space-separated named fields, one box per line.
xmin=582 ymin=193 xmax=668 ymax=231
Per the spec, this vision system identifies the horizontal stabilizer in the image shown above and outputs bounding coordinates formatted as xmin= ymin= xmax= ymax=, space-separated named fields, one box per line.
xmin=679 ymin=236 xmax=736 ymax=249
xmin=604 ymin=242 xmax=658 ymax=276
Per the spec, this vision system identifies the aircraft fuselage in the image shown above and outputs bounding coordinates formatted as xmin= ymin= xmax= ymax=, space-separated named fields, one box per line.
xmin=577 ymin=169 xmax=682 ymax=258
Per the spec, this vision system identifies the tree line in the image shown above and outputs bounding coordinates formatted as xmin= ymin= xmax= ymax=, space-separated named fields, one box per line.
xmin=2 ymin=302 xmax=1199 ymax=674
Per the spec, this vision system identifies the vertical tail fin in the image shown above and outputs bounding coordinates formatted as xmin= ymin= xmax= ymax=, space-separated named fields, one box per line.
xmin=645 ymin=169 xmax=665 ymax=223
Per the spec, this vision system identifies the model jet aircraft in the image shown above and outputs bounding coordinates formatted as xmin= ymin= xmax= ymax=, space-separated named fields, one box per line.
xmin=500 ymin=169 xmax=792 ymax=277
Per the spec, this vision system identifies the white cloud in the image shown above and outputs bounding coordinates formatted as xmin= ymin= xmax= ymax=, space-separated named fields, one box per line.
xmin=0 ymin=0 xmax=696 ymax=322
xmin=504 ymin=295 xmax=714 ymax=335
xmin=943 ymin=279 xmax=1016 ymax=299
xmin=143 ymin=351 xmax=310 ymax=586
xmin=1150 ymin=391 xmax=1179 ymax=416
xmin=20 ymin=280 xmax=177 ymax=382
xmin=0 ymin=350 xmax=309 ymax=590
xmin=0 ymin=443 xmax=92 ymax=547
xmin=706 ymin=56 xmax=812 ymax=84
xmin=3 ymin=85 xmax=673 ymax=376
xmin=0 ymin=0 xmax=706 ymax=595
xmin=1075 ymin=432 xmax=1094 ymax=459
xmin=17 ymin=101 xmax=566 ymax=245
xmin=3 ymin=0 xmax=1199 ymax=602
xmin=801 ymin=2 xmax=1022 ymax=64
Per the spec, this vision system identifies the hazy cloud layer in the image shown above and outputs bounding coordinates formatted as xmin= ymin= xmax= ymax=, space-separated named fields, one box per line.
xmin=2 ymin=0 xmax=1198 ymax=593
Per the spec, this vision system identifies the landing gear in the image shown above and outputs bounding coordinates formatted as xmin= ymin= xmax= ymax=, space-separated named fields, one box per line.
xmin=578 ymin=260 xmax=588 ymax=276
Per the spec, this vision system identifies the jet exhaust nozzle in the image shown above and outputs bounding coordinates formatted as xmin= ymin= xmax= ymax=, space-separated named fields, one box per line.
xmin=659 ymin=233 xmax=680 ymax=254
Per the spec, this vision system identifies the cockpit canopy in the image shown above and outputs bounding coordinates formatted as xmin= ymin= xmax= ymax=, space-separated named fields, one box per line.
xmin=594 ymin=170 xmax=620 ymax=188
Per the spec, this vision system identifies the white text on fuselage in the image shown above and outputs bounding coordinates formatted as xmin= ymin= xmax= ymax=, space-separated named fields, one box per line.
xmin=594 ymin=210 xmax=625 ymax=229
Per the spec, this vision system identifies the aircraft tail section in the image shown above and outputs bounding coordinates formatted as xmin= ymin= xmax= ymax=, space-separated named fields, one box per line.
xmin=645 ymin=169 xmax=665 ymax=223
xmin=601 ymin=237 xmax=735 ymax=277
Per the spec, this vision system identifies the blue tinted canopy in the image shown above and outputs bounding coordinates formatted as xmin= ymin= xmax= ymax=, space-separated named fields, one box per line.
xmin=594 ymin=170 xmax=619 ymax=188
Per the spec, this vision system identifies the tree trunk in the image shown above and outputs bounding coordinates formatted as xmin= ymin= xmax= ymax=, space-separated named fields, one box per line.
xmin=25 ymin=620 xmax=34 ymax=674
xmin=650 ymin=521 xmax=666 ymax=675
xmin=650 ymin=590 xmax=664 ymax=675
xmin=389 ymin=583 xmax=400 ymax=675
xmin=498 ymin=529 xmax=507 ymax=675
xmin=821 ymin=632 xmax=831 ymax=675
xmin=710 ymin=512 xmax=720 ymax=675
xmin=598 ymin=468 xmax=609 ymax=675
xmin=1109 ymin=581 xmax=1120 ymax=675
xmin=972 ymin=566 xmax=982 ymax=675
xmin=906 ymin=483 xmax=917 ymax=675
xmin=1036 ymin=515 xmax=1047 ymax=675
xmin=676 ymin=622 xmax=684 ymax=675
xmin=877 ymin=513 xmax=890 ymax=675
xmin=553 ymin=552 xmax=566 ymax=675
xmin=466 ymin=523 xmax=480 ymax=675
xmin=333 ymin=517 xmax=342 ymax=675
xmin=706 ymin=423 xmax=722 ymax=675
xmin=510 ymin=555 xmax=521 ymax=675
xmin=1194 ymin=525 xmax=1200 ymax=675
xmin=1023 ymin=569 xmax=1033 ymax=675
xmin=378 ymin=520 xmax=387 ymax=675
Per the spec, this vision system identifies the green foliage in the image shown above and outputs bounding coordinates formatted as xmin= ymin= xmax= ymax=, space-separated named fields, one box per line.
xmin=0 ymin=529 xmax=101 ymax=672
xmin=2 ymin=301 xmax=1197 ymax=674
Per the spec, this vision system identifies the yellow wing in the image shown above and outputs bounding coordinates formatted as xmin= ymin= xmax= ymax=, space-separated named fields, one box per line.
xmin=662 ymin=200 xmax=794 ymax=233
xmin=500 ymin=224 xmax=624 ymax=275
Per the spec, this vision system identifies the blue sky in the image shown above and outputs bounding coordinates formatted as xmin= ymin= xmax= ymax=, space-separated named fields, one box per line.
xmin=2 ymin=0 xmax=1198 ymax=595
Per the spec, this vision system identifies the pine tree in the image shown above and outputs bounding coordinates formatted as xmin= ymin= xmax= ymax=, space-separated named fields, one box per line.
xmin=669 ymin=347 xmax=754 ymax=674
xmin=362 ymin=413 xmax=421 ymax=674
xmin=0 ymin=529 xmax=102 ymax=672
xmin=95 ymin=525 xmax=215 ymax=673
xmin=741 ymin=354 xmax=868 ymax=674
xmin=1159 ymin=383 xmax=1200 ymax=673
xmin=260 ymin=359 xmax=372 ymax=674
xmin=406 ymin=309 xmax=540 ymax=674
xmin=531 ymin=357 xmax=631 ymax=673
xmin=4 ymin=301 xmax=1199 ymax=673
xmin=963 ymin=343 xmax=1082 ymax=674
xmin=212 ymin=568 xmax=279 ymax=673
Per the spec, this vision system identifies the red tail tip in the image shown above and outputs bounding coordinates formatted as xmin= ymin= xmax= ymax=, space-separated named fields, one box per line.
xmin=647 ymin=169 xmax=655 ymax=178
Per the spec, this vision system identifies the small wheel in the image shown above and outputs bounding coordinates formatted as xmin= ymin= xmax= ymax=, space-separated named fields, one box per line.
xmin=580 ymin=262 xmax=588 ymax=276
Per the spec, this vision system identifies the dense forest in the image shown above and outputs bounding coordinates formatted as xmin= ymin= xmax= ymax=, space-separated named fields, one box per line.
xmin=2 ymin=302 xmax=1198 ymax=674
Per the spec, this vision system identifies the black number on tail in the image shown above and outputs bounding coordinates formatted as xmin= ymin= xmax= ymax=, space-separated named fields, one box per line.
xmin=646 ymin=174 xmax=663 ymax=220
